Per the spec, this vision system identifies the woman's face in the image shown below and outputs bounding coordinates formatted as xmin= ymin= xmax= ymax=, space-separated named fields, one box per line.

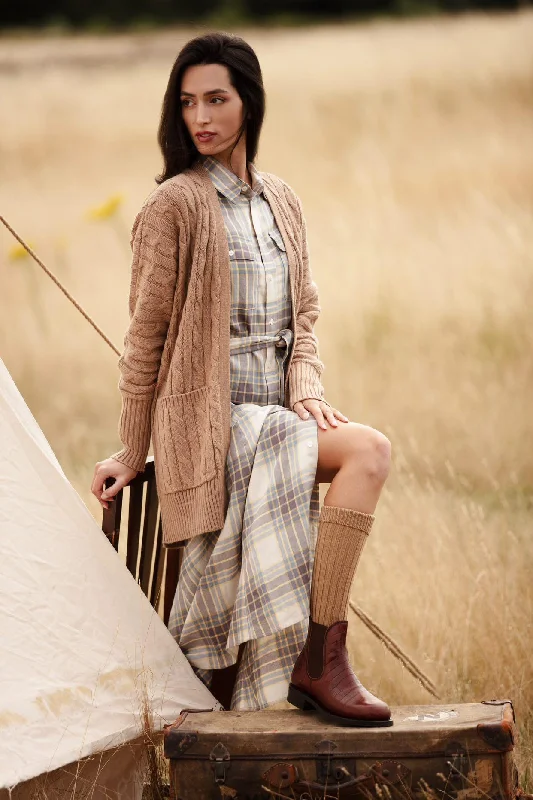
xmin=180 ymin=63 xmax=246 ymax=160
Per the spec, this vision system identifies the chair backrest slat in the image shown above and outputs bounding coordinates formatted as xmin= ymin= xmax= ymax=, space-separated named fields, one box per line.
xmin=139 ymin=477 xmax=160 ymax=596
xmin=102 ymin=481 xmax=123 ymax=551
xmin=163 ymin=547 xmax=183 ymax=627
xmin=150 ymin=516 xmax=165 ymax=610
xmin=126 ymin=479 xmax=144 ymax=577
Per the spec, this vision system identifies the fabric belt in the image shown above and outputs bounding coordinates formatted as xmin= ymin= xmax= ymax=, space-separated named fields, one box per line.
xmin=230 ymin=328 xmax=293 ymax=403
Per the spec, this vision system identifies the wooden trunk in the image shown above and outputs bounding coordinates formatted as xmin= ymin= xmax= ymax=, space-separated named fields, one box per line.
xmin=164 ymin=701 xmax=520 ymax=800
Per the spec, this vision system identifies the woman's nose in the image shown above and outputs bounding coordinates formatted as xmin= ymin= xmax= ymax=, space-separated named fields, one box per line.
xmin=196 ymin=104 xmax=211 ymax=125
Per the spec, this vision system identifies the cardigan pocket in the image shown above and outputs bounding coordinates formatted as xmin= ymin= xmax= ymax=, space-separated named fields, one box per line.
xmin=153 ymin=386 xmax=217 ymax=493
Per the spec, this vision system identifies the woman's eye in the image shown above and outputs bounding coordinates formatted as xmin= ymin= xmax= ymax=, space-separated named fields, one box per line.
xmin=181 ymin=98 xmax=223 ymax=107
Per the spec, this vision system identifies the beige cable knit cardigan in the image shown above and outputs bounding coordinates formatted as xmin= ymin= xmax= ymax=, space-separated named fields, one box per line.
xmin=111 ymin=159 xmax=326 ymax=545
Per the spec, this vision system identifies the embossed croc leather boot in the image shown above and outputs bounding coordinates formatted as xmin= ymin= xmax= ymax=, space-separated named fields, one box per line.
xmin=288 ymin=617 xmax=392 ymax=727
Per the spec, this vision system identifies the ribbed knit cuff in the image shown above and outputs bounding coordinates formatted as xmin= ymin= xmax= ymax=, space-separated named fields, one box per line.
xmin=288 ymin=361 xmax=325 ymax=410
xmin=110 ymin=447 xmax=146 ymax=474
xmin=110 ymin=393 xmax=153 ymax=473
xmin=320 ymin=504 xmax=375 ymax=535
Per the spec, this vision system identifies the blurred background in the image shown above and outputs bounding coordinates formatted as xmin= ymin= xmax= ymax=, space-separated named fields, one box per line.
xmin=2 ymin=0 xmax=533 ymax=29
xmin=1 ymin=0 xmax=532 ymax=789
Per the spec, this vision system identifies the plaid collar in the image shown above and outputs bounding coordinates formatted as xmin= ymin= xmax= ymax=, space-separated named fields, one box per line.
xmin=201 ymin=155 xmax=265 ymax=202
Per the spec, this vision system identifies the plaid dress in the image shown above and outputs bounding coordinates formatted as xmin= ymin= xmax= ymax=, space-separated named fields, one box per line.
xmin=168 ymin=156 xmax=320 ymax=710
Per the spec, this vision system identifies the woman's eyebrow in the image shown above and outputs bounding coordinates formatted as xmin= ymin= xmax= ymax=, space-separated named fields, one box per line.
xmin=180 ymin=88 xmax=231 ymax=97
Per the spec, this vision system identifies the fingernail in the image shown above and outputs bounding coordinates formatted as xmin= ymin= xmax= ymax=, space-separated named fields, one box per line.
xmin=304 ymin=412 xmax=309 ymax=418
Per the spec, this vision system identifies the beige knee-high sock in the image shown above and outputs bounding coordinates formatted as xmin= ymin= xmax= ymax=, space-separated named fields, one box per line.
xmin=310 ymin=504 xmax=374 ymax=627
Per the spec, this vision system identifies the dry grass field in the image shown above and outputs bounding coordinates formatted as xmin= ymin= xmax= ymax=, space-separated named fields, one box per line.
xmin=1 ymin=10 xmax=532 ymax=791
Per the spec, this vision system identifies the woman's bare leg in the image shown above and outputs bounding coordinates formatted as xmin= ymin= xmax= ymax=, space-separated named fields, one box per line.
xmin=315 ymin=422 xmax=391 ymax=511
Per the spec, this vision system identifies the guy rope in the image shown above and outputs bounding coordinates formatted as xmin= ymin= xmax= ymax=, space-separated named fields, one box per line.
xmin=0 ymin=213 xmax=441 ymax=701
xmin=0 ymin=214 xmax=121 ymax=357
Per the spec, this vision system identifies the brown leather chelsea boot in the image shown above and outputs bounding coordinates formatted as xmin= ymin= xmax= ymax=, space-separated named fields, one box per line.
xmin=287 ymin=618 xmax=393 ymax=727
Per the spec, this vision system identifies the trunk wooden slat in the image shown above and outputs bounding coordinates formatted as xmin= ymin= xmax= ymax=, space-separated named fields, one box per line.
xmin=164 ymin=701 xmax=520 ymax=800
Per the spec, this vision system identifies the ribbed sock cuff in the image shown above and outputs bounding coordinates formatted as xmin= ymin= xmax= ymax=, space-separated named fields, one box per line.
xmin=320 ymin=503 xmax=375 ymax=535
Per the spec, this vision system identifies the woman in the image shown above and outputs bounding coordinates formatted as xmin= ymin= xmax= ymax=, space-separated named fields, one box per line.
xmin=92 ymin=32 xmax=392 ymax=727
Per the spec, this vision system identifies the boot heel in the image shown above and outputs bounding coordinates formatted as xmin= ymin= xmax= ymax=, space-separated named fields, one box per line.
xmin=287 ymin=684 xmax=314 ymax=711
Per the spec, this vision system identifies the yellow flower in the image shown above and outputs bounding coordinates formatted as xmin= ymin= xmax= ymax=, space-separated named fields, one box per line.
xmin=86 ymin=193 xmax=124 ymax=221
xmin=8 ymin=242 xmax=33 ymax=261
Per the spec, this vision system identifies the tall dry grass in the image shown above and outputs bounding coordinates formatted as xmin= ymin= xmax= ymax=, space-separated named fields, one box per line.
xmin=1 ymin=11 xmax=532 ymax=791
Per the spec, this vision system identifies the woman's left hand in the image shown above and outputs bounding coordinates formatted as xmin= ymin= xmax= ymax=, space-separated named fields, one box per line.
xmin=293 ymin=399 xmax=349 ymax=430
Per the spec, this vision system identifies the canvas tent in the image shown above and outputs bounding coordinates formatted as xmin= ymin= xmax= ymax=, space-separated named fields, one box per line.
xmin=0 ymin=357 xmax=219 ymax=797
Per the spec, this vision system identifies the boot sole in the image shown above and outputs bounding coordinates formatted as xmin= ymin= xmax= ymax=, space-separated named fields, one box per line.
xmin=287 ymin=684 xmax=393 ymax=728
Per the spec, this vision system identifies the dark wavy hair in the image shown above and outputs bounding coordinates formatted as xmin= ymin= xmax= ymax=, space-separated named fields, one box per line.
xmin=156 ymin=32 xmax=266 ymax=184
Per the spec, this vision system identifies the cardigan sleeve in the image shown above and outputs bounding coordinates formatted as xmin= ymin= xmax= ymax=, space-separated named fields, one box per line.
xmin=287 ymin=192 xmax=327 ymax=411
xmin=110 ymin=192 xmax=179 ymax=472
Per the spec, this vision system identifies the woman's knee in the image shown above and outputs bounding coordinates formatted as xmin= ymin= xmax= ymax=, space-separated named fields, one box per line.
xmin=346 ymin=426 xmax=392 ymax=486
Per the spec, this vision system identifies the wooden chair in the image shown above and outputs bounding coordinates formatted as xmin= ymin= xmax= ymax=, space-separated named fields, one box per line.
xmin=101 ymin=456 xmax=183 ymax=626
xmin=101 ymin=455 xmax=242 ymax=708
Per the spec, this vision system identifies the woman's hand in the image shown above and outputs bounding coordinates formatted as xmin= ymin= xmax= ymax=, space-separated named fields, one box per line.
xmin=91 ymin=458 xmax=138 ymax=510
xmin=293 ymin=399 xmax=349 ymax=430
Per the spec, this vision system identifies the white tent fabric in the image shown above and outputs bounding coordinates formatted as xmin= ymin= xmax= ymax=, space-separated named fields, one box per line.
xmin=0 ymin=358 xmax=219 ymax=791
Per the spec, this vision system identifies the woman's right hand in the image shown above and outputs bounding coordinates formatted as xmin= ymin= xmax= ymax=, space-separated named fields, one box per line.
xmin=91 ymin=458 xmax=138 ymax=510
